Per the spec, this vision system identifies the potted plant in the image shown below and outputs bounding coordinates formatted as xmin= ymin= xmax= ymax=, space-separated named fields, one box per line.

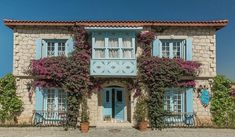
xmin=134 ymin=96 xmax=148 ymax=131
xmin=80 ymin=97 xmax=89 ymax=133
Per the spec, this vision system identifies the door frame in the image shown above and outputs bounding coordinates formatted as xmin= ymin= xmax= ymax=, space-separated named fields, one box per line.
xmin=101 ymin=87 xmax=127 ymax=122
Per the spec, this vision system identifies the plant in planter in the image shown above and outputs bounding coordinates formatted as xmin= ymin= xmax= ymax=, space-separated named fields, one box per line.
xmin=80 ymin=97 xmax=89 ymax=133
xmin=134 ymin=95 xmax=148 ymax=131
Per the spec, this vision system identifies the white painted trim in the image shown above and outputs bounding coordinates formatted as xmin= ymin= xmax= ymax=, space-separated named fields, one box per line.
xmin=85 ymin=27 xmax=143 ymax=30
xmin=157 ymin=35 xmax=189 ymax=39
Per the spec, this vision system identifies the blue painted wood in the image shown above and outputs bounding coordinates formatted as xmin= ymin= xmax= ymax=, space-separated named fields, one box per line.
xmin=152 ymin=39 xmax=160 ymax=56
xmin=102 ymin=88 xmax=112 ymax=119
xmin=115 ymin=88 xmax=125 ymax=121
xmin=186 ymin=38 xmax=193 ymax=61
xmin=90 ymin=59 xmax=137 ymax=76
xmin=35 ymin=39 xmax=42 ymax=59
xmin=54 ymin=43 xmax=58 ymax=56
xmin=200 ymin=89 xmax=211 ymax=106
xmin=186 ymin=88 xmax=193 ymax=113
xmin=42 ymin=40 xmax=48 ymax=58
xmin=185 ymin=88 xmax=193 ymax=124
xmin=65 ymin=38 xmax=74 ymax=56
xmin=35 ymin=87 xmax=44 ymax=110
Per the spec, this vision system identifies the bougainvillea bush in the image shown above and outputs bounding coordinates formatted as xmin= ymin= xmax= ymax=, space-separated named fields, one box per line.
xmin=29 ymin=26 xmax=95 ymax=127
xmin=137 ymin=31 xmax=155 ymax=57
xmin=137 ymin=31 xmax=200 ymax=129
xmin=137 ymin=57 xmax=200 ymax=129
xmin=30 ymin=29 xmax=201 ymax=129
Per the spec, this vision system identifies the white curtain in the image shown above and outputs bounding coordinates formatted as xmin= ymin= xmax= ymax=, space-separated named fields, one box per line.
xmin=123 ymin=38 xmax=132 ymax=48
xmin=123 ymin=50 xmax=132 ymax=58
xmin=95 ymin=49 xmax=105 ymax=58
xmin=109 ymin=38 xmax=118 ymax=47
xmin=95 ymin=38 xmax=105 ymax=47
xmin=109 ymin=49 xmax=119 ymax=58
xmin=95 ymin=38 xmax=105 ymax=58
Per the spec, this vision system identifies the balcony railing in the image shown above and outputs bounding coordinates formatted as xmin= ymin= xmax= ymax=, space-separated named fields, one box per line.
xmin=33 ymin=110 xmax=67 ymax=126
xmin=163 ymin=112 xmax=196 ymax=127
xmin=90 ymin=59 xmax=137 ymax=76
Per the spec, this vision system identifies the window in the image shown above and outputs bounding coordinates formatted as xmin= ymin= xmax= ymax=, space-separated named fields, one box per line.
xmin=106 ymin=90 xmax=110 ymax=102
xmin=164 ymin=89 xmax=185 ymax=113
xmin=44 ymin=89 xmax=67 ymax=112
xmin=44 ymin=40 xmax=67 ymax=57
xmin=116 ymin=90 xmax=122 ymax=102
xmin=93 ymin=32 xmax=135 ymax=59
xmin=160 ymin=40 xmax=186 ymax=59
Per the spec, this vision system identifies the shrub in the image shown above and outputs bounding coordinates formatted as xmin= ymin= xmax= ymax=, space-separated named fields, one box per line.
xmin=211 ymin=75 xmax=235 ymax=128
xmin=0 ymin=74 xmax=23 ymax=123
xmin=134 ymin=96 xmax=148 ymax=123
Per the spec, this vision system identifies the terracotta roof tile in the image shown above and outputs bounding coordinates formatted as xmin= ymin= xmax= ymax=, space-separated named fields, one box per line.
xmin=3 ymin=19 xmax=228 ymax=30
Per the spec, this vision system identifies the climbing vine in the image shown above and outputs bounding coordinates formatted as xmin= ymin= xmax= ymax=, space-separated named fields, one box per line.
xmin=30 ymin=28 xmax=200 ymax=130
xmin=137 ymin=31 xmax=200 ymax=129
xmin=0 ymin=74 xmax=23 ymax=123
xmin=29 ymin=26 xmax=95 ymax=127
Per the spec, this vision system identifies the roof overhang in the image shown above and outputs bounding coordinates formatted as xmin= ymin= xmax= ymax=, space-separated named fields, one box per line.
xmin=85 ymin=27 xmax=143 ymax=31
xmin=4 ymin=19 xmax=228 ymax=30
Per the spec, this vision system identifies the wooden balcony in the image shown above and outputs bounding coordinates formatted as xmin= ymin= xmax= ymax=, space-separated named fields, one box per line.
xmin=90 ymin=59 xmax=137 ymax=76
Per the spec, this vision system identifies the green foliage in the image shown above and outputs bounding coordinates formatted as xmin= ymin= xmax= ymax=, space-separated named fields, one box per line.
xmin=211 ymin=75 xmax=235 ymax=128
xmin=134 ymin=95 xmax=148 ymax=123
xmin=137 ymin=56 xmax=199 ymax=130
xmin=30 ymin=26 xmax=93 ymax=128
xmin=81 ymin=97 xmax=89 ymax=123
xmin=0 ymin=74 xmax=23 ymax=123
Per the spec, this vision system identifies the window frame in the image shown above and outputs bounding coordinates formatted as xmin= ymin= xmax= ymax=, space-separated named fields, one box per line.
xmin=92 ymin=31 xmax=136 ymax=59
xmin=164 ymin=88 xmax=185 ymax=113
xmin=159 ymin=39 xmax=186 ymax=60
xmin=43 ymin=88 xmax=67 ymax=112
xmin=42 ymin=39 xmax=68 ymax=57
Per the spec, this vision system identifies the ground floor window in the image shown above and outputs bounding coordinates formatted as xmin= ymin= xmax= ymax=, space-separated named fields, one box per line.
xmin=164 ymin=89 xmax=186 ymax=122
xmin=43 ymin=89 xmax=67 ymax=111
xmin=164 ymin=89 xmax=185 ymax=113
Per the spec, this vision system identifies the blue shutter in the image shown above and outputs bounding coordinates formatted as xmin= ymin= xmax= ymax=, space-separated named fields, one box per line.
xmin=35 ymin=39 xmax=42 ymax=59
xmin=35 ymin=87 xmax=44 ymax=110
xmin=41 ymin=40 xmax=48 ymax=58
xmin=185 ymin=88 xmax=194 ymax=125
xmin=152 ymin=39 xmax=160 ymax=56
xmin=186 ymin=38 xmax=193 ymax=61
xmin=65 ymin=38 xmax=74 ymax=56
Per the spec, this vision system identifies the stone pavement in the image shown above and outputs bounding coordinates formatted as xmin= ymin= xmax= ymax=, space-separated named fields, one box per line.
xmin=0 ymin=127 xmax=234 ymax=137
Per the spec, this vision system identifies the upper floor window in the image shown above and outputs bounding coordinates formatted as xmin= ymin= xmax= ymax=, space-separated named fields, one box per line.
xmin=92 ymin=32 xmax=135 ymax=59
xmin=160 ymin=40 xmax=186 ymax=59
xmin=35 ymin=38 xmax=74 ymax=59
xmin=44 ymin=40 xmax=67 ymax=57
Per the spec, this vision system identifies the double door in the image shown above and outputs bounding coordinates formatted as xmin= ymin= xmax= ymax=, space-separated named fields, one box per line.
xmin=102 ymin=88 xmax=125 ymax=121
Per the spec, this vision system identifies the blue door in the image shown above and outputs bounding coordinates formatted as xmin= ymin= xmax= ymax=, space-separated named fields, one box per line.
xmin=115 ymin=88 xmax=125 ymax=121
xmin=102 ymin=88 xmax=112 ymax=120
xmin=102 ymin=88 xmax=125 ymax=121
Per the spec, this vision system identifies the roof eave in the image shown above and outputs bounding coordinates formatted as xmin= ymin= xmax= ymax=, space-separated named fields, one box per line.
xmin=4 ymin=19 xmax=228 ymax=30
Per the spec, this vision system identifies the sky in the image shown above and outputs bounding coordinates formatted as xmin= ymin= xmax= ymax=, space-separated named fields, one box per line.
xmin=0 ymin=0 xmax=234 ymax=81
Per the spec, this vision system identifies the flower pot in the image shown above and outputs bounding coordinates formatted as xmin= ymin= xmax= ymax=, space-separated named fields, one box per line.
xmin=138 ymin=121 xmax=148 ymax=131
xmin=80 ymin=122 xmax=89 ymax=133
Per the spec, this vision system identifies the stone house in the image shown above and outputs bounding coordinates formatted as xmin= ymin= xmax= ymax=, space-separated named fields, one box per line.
xmin=4 ymin=19 xmax=227 ymax=127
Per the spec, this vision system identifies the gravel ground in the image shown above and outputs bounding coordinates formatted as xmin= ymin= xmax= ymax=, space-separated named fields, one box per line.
xmin=0 ymin=127 xmax=234 ymax=137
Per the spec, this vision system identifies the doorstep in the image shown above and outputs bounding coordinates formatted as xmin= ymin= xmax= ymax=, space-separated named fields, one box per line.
xmin=96 ymin=122 xmax=133 ymax=129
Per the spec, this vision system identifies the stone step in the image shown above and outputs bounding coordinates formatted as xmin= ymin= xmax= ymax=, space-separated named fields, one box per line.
xmin=96 ymin=122 xmax=133 ymax=129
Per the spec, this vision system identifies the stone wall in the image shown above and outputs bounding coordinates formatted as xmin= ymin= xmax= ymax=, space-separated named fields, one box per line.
xmin=155 ymin=27 xmax=216 ymax=77
xmin=155 ymin=27 xmax=216 ymax=125
xmin=13 ymin=26 xmax=216 ymax=125
xmin=13 ymin=26 xmax=73 ymax=124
